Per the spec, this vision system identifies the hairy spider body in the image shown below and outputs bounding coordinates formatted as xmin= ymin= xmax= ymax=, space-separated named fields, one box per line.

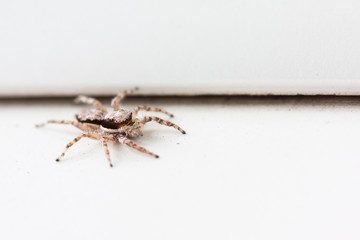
xmin=36 ymin=89 xmax=186 ymax=167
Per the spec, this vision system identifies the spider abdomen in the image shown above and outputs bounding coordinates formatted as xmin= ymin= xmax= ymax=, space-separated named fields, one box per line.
xmin=76 ymin=109 xmax=104 ymax=125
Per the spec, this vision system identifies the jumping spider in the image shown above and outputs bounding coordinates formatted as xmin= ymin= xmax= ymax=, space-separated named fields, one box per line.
xmin=36 ymin=89 xmax=186 ymax=167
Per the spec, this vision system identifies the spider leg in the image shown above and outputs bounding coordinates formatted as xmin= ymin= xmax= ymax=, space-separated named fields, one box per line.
xmin=74 ymin=96 xmax=107 ymax=112
xmin=35 ymin=120 xmax=99 ymax=132
xmin=100 ymin=138 xmax=114 ymax=167
xmin=111 ymin=88 xmax=138 ymax=111
xmin=140 ymin=116 xmax=186 ymax=134
xmin=56 ymin=132 xmax=100 ymax=162
xmin=118 ymin=136 xmax=159 ymax=158
xmin=132 ymin=105 xmax=174 ymax=118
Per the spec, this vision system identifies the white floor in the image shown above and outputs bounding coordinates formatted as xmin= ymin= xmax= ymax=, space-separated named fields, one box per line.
xmin=1 ymin=96 xmax=360 ymax=240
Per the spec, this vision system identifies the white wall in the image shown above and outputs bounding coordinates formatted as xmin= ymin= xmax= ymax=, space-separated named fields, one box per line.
xmin=1 ymin=0 xmax=360 ymax=96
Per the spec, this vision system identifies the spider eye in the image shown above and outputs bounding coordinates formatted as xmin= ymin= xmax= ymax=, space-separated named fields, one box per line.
xmin=123 ymin=113 xmax=133 ymax=126
xmin=124 ymin=117 xmax=131 ymax=124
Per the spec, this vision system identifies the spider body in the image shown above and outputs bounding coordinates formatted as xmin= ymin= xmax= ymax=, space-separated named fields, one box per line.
xmin=36 ymin=89 xmax=185 ymax=167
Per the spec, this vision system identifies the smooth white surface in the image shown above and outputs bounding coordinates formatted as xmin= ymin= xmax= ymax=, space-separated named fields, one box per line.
xmin=2 ymin=0 xmax=360 ymax=96
xmin=1 ymin=97 xmax=360 ymax=239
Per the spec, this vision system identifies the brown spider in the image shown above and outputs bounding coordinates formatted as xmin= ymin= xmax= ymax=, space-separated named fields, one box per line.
xmin=36 ymin=89 xmax=186 ymax=167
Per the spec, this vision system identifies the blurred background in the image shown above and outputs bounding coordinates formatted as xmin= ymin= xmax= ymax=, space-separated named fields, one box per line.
xmin=2 ymin=1 xmax=360 ymax=240
xmin=2 ymin=0 xmax=360 ymax=97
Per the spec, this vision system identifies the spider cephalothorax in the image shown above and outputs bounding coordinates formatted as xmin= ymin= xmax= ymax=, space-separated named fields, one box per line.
xmin=36 ymin=89 xmax=185 ymax=167
xmin=101 ymin=110 xmax=133 ymax=130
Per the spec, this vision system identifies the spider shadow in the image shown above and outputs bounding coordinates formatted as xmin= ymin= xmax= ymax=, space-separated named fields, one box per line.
xmin=110 ymin=128 xmax=181 ymax=165
xmin=59 ymin=141 xmax=100 ymax=164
